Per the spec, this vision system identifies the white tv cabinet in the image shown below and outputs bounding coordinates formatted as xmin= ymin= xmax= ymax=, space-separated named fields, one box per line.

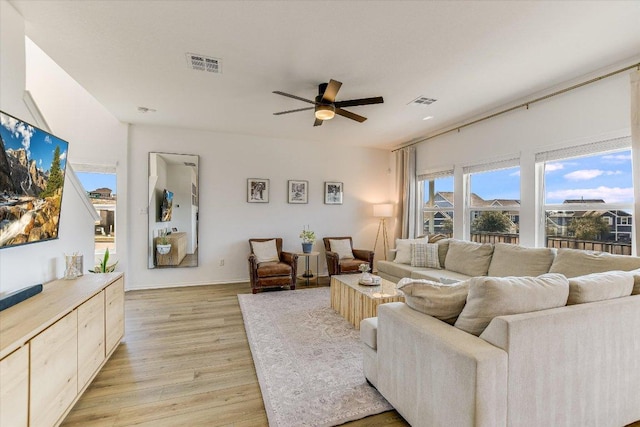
xmin=0 ymin=273 xmax=124 ymax=427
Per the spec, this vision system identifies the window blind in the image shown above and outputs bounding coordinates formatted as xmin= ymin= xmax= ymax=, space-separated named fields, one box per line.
xmin=535 ymin=136 xmax=631 ymax=163
xmin=462 ymin=157 xmax=519 ymax=175
xmin=417 ymin=168 xmax=454 ymax=181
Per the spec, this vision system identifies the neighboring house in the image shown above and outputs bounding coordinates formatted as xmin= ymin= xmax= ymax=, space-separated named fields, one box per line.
xmin=546 ymin=199 xmax=633 ymax=242
xmin=87 ymin=188 xmax=116 ymax=237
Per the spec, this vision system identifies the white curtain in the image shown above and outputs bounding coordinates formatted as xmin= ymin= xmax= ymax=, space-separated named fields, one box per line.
xmin=631 ymin=70 xmax=640 ymax=256
xmin=394 ymin=147 xmax=418 ymax=240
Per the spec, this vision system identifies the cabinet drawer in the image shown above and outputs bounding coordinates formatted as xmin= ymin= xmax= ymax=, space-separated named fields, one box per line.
xmin=78 ymin=291 xmax=105 ymax=389
xmin=105 ymin=278 xmax=125 ymax=353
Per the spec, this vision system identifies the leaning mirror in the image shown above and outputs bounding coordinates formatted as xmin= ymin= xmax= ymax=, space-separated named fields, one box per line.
xmin=148 ymin=153 xmax=199 ymax=269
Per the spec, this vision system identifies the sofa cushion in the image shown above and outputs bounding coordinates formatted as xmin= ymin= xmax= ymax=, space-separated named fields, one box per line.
xmin=454 ymin=273 xmax=569 ymax=336
xmin=329 ymin=239 xmax=354 ymax=260
xmin=444 ymin=239 xmax=494 ymax=277
xmin=339 ymin=258 xmax=363 ymax=272
xmin=548 ymin=248 xmax=640 ymax=278
xmin=567 ymin=271 xmax=634 ymax=305
xmin=410 ymin=269 xmax=471 ymax=283
xmin=251 ymin=239 xmax=279 ymax=263
xmin=410 ymin=243 xmax=441 ymax=268
xmin=256 ymin=261 xmax=291 ymax=278
xmin=633 ymin=269 xmax=640 ymax=295
xmin=360 ymin=317 xmax=378 ymax=350
xmin=436 ymin=238 xmax=450 ymax=268
xmin=487 ymin=243 xmax=555 ymax=277
xmin=397 ymin=278 xmax=470 ymax=324
xmin=394 ymin=237 xmax=428 ymax=264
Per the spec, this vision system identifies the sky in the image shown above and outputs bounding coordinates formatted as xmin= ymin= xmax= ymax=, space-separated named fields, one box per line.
xmin=0 ymin=112 xmax=68 ymax=174
xmin=425 ymin=149 xmax=633 ymax=205
xmin=76 ymin=172 xmax=117 ymax=194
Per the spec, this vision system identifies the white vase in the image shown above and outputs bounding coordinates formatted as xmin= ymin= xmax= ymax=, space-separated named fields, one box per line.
xmin=157 ymin=244 xmax=171 ymax=255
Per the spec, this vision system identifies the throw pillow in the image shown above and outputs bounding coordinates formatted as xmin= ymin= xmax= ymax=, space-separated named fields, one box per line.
xmin=549 ymin=248 xmax=640 ymax=278
xmin=397 ymin=278 xmax=470 ymax=324
xmin=454 ymin=273 xmax=569 ymax=336
xmin=329 ymin=239 xmax=354 ymax=260
xmin=567 ymin=271 xmax=634 ymax=305
xmin=444 ymin=239 xmax=494 ymax=277
xmin=487 ymin=243 xmax=555 ymax=277
xmin=251 ymin=239 xmax=279 ymax=264
xmin=410 ymin=243 xmax=441 ymax=269
xmin=393 ymin=237 xmax=428 ymax=264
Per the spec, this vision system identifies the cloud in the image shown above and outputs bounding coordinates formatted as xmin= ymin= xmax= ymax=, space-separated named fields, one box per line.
xmin=545 ymin=163 xmax=564 ymax=172
xmin=45 ymin=135 xmax=52 ymax=144
xmin=564 ymin=169 xmax=603 ymax=180
xmin=547 ymin=186 xmax=633 ymax=204
xmin=59 ymin=150 xmax=67 ymax=160
xmin=602 ymin=153 xmax=631 ymax=162
xmin=509 ymin=170 xmax=520 ymax=177
xmin=1 ymin=114 xmax=34 ymax=158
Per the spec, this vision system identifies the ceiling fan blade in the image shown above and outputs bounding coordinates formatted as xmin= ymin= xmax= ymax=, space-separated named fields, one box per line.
xmin=273 ymin=91 xmax=316 ymax=105
xmin=321 ymin=79 xmax=342 ymax=103
xmin=313 ymin=118 xmax=323 ymax=127
xmin=273 ymin=106 xmax=315 ymax=115
xmin=334 ymin=96 xmax=384 ymax=108
xmin=335 ymin=108 xmax=367 ymax=123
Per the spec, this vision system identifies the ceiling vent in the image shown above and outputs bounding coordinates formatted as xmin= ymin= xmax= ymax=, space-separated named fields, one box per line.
xmin=408 ymin=96 xmax=437 ymax=106
xmin=185 ymin=53 xmax=222 ymax=74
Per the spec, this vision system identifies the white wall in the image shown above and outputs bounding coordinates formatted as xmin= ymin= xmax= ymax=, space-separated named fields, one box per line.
xmin=0 ymin=0 xmax=95 ymax=294
xmin=415 ymin=70 xmax=633 ymax=248
xmin=129 ymin=124 xmax=391 ymax=289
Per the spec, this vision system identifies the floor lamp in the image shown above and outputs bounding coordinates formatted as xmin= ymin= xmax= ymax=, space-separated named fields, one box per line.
xmin=373 ymin=204 xmax=393 ymax=260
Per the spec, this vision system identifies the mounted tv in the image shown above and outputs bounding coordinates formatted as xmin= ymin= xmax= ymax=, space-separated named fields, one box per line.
xmin=160 ymin=189 xmax=173 ymax=222
xmin=0 ymin=110 xmax=69 ymax=249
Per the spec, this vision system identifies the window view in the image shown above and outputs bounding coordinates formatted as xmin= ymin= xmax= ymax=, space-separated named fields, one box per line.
xmin=76 ymin=171 xmax=117 ymax=254
xmin=468 ymin=166 xmax=521 ymax=244
xmin=421 ymin=176 xmax=454 ymax=236
xmin=543 ymin=149 xmax=633 ymax=255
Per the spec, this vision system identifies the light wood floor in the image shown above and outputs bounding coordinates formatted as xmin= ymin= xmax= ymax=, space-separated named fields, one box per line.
xmin=62 ymin=281 xmax=408 ymax=426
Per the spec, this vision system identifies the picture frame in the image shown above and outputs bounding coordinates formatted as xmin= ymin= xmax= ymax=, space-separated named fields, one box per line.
xmin=247 ymin=178 xmax=269 ymax=203
xmin=288 ymin=180 xmax=308 ymax=204
xmin=324 ymin=181 xmax=343 ymax=205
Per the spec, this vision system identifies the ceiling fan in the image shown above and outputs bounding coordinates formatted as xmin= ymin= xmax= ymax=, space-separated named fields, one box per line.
xmin=273 ymin=79 xmax=384 ymax=126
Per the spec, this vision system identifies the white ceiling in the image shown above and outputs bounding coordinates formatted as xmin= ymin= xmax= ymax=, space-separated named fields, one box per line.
xmin=10 ymin=1 xmax=640 ymax=150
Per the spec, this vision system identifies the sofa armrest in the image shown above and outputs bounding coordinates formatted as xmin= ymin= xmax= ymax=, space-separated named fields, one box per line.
xmin=377 ymin=302 xmax=507 ymax=427
xmin=387 ymin=248 xmax=397 ymax=262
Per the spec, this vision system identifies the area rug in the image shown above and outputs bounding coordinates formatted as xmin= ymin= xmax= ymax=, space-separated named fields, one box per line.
xmin=238 ymin=287 xmax=393 ymax=427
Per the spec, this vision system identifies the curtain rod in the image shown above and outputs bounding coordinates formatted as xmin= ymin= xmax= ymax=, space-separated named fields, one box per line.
xmin=391 ymin=62 xmax=640 ymax=153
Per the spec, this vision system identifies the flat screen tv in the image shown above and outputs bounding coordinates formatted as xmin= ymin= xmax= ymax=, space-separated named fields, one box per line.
xmin=160 ymin=189 xmax=173 ymax=222
xmin=0 ymin=110 xmax=69 ymax=248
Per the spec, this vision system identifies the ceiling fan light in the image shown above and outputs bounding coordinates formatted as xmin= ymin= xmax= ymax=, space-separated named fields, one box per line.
xmin=315 ymin=104 xmax=335 ymax=120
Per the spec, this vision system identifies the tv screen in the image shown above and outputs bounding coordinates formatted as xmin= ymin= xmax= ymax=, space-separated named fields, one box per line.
xmin=160 ymin=189 xmax=173 ymax=222
xmin=0 ymin=110 xmax=69 ymax=248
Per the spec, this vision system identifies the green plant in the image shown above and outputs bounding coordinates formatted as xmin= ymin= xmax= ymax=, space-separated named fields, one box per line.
xmin=472 ymin=211 xmax=511 ymax=233
xmin=157 ymin=235 xmax=170 ymax=245
xmin=89 ymin=248 xmax=118 ymax=273
xmin=299 ymin=228 xmax=316 ymax=243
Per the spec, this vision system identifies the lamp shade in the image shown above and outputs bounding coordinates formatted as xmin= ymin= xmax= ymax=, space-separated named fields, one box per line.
xmin=373 ymin=203 xmax=393 ymax=217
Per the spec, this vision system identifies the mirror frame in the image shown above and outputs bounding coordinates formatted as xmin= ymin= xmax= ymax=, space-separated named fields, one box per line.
xmin=148 ymin=152 xmax=199 ymax=269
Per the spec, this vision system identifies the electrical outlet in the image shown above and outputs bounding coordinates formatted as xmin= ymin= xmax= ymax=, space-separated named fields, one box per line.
xmin=219 ymin=259 xmax=224 ymax=267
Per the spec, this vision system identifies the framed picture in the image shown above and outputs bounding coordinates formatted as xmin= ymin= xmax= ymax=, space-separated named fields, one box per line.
xmin=288 ymin=180 xmax=308 ymax=204
xmin=324 ymin=181 xmax=343 ymax=204
xmin=247 ymin=178 xmax=269 ymax=203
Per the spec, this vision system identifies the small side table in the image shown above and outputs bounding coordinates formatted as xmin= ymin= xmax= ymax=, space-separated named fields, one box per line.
xmin=296 ymin=251 xmax=320 ymax=286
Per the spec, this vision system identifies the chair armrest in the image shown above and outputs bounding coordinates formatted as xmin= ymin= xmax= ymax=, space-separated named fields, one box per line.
xmin=325 ymin=250 xmax=340 ymax=276
xmin=353 ymin=249 xmax=375 ymax=267
xmin=281 ymin=251 xmax=298 ymax=265
xmin=248 ymin=254 xmax=258 ymax=287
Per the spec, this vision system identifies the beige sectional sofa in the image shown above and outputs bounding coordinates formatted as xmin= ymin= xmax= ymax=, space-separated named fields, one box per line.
xmin=364 ymin=241 xmax=640 ymax=427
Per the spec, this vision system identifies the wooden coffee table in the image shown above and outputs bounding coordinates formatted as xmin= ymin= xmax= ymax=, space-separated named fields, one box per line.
xmin=330 ymin=274 xmax=404 ymax=329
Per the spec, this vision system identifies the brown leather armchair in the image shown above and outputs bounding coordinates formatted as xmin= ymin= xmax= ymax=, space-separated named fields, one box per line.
xmin=248 ymin=238 xmax=298 ymax=294
xmin=323 ymin=236 xmax=374 ymax=276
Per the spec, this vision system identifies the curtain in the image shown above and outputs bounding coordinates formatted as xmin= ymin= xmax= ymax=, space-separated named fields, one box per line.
xmin=394 ymin=146 xmax=417 ymax=240
xmin=631 ymin=70 xmax=640 ymax=256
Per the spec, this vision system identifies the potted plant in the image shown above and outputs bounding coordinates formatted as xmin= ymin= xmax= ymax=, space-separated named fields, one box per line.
xmin=156 ymin=231 xmax=172 ymax=255
xmin=88 ymin=248 xmax=118 ymax=273
xmin=299 ymin=227 xmax=316 ymax=253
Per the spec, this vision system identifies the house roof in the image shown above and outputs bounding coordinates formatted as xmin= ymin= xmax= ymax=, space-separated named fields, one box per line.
xmin=10 ymin=1 xmax=640 ymax=149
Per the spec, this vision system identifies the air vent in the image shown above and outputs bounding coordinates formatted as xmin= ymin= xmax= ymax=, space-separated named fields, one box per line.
xmin=185 ymin=53 xmax=222 ymax=74
xmin=408 ymin=96 xmax=437 ymax=106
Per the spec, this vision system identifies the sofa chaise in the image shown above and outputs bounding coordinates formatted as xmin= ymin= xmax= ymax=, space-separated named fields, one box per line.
xmin=364 ymin=240 xmax=640 ymax=427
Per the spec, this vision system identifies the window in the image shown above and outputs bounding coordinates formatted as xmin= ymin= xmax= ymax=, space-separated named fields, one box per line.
xmin=465 ymin=160 xmax=520 ymax=245
xmin=418 ymin=170 xmax=454 ymax=236
xmin=75 ymin=168 xmax=117 ymax=254
xmin=539 ymin=143 xmax=633 ymax=255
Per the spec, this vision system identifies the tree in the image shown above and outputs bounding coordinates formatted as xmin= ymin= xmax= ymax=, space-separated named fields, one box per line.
xmin=568 ymin=214 xmax=610 ymax=241
xmin=41 ymin=145 xmax=64 ymax=198
xmin=441 ymin=218 xmax=453 ymax=234
xmin=472 ymin=211 xmax=511 ymax=233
